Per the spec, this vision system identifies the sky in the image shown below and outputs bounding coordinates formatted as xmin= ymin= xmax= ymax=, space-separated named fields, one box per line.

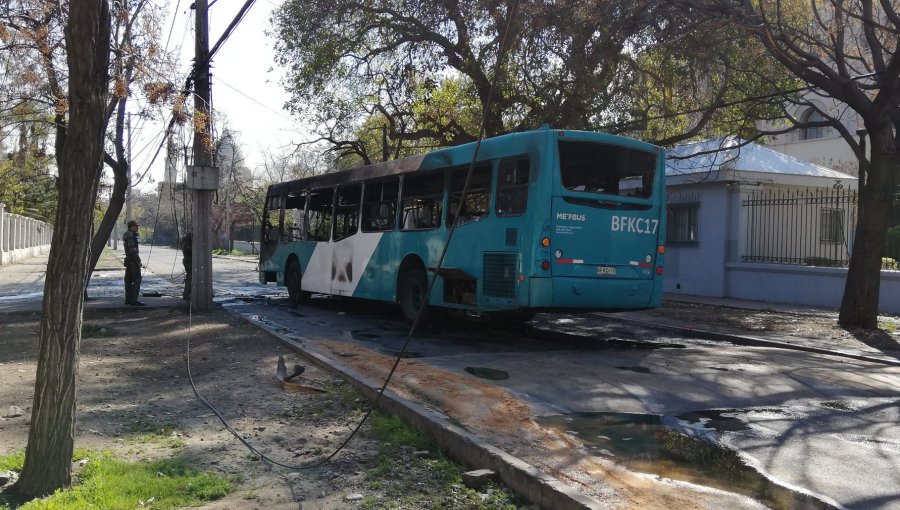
xmin=130 ymin=0 xmax=304 ymax=191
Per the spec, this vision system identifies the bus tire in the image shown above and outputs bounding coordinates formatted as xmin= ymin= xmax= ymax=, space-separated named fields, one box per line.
xmin=286 ymin=260 xmax=310 ymax=305
xmin=398 ymin=267 xmax=429 ymax=323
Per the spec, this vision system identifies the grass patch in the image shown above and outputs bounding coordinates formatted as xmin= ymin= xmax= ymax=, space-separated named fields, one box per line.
xmin=211 ymin=249 xmax=252 ymax=256
xmin=1 ymin=452 xmax=229 ymax=510
xmin=363 ymin=413 xmax=521 ymax=509
xmin=0 ymin=451 xmax=25 ymax=472
xmin=879 ymin=320 xmax=898 ymax=334
xmin=369 ymin=413 xmax=433 ymax=451
xmin=124 ymin=425 xmax=187 ymax=450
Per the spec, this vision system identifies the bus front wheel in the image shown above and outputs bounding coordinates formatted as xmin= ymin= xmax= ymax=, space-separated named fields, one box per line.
xmin=286 ymin=260 xmax=310 ymax=305
xmin=399 ymin=268 xmax=429 ymax=323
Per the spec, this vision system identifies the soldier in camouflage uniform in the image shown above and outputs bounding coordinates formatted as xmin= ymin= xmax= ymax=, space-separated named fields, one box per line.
xmin=123 ymin=220 xmax=145 ymax=306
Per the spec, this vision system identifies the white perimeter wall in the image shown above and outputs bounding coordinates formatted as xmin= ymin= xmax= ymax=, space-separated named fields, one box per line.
xmin=724 ymin=263 xmax=900 ymax=315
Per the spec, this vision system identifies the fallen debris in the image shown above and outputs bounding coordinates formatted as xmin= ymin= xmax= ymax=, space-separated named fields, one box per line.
xmin=276 ymin=355 xmax=324 ymax=393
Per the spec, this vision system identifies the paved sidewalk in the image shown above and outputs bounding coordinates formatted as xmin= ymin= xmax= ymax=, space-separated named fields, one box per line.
xmin=0 ymin=249 xmax=184 ymax=313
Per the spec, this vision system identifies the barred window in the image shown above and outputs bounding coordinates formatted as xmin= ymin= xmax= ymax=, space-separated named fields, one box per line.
xmin=820 ymin=208 xmax=845 ymax=244
xmin=667 ymin=202 xmax=699 ymax=245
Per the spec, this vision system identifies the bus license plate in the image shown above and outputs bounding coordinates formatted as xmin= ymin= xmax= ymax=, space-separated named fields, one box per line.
xmin=597 ymin=266 xmax=616 ymax=277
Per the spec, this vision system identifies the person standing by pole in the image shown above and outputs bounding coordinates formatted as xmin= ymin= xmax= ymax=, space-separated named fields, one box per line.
xmin=123 ymin=220 xmax=145 ymax=306
xmin=181 ymin=231 xmax=192 ymax=300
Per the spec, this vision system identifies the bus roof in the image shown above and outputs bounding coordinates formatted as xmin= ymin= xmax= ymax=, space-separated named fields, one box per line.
xmin=267 ymin=127 xmax=660 ymax=195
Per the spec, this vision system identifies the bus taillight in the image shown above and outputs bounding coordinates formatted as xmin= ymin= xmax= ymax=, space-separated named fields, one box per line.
xmin=656 ymin=267 xmax=664 ymax=275
xmin=541 ymin=237 xmax=551 ymax=247
xmin=541 ymin=261 xmax=551 ymax=271
xmin=657 ymin=245 xmax=666 ymax=254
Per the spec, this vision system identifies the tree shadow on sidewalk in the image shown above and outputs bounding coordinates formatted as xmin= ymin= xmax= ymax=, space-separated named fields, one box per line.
xmin=845 ymin=328 xmax=900 ymax=359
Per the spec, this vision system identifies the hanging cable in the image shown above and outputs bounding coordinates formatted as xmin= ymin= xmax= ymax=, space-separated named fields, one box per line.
xmin=182 ymin=0 xmax=522 ymax=471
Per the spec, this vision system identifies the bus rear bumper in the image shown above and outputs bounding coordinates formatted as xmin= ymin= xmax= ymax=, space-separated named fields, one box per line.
xmin=528 ymin=277 xmax=662 ymax=310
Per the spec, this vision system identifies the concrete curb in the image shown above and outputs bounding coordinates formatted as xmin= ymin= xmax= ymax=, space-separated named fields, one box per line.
xmin=597 ymin=313 xmax=900 ymax=367
xmin=232 ymin=310 xmax=606 ymax=510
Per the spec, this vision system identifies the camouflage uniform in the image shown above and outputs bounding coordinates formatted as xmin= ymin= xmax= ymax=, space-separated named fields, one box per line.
xmin=180 ymin=232 xmax=192 ymax=300
xmin=123 ymin=222 xmax=144 ymax=305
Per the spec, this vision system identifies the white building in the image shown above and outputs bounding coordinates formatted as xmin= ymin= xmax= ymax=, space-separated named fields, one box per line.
xmin=762 ymin=97 xmax=866 ymax=175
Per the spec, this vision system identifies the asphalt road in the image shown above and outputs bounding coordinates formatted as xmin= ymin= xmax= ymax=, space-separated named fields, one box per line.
xmin=221 ymin=296 xmax=900 ymax=510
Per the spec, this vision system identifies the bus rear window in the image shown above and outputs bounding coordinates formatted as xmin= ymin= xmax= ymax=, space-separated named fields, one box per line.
xmin=558 ymin=141 xmax=656 ymax=198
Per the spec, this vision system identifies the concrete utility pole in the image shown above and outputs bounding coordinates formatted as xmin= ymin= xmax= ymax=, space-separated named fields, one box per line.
xmin=188 ymin=0 xmax=219 ymax=311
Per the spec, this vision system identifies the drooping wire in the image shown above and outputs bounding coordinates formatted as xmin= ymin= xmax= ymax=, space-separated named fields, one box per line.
xmin=181 ymin=0 xmax=523 ymax=471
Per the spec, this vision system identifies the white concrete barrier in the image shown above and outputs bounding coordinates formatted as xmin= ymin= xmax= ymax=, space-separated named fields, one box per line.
xmin=0 ymin=203 xmax=53 ymax=266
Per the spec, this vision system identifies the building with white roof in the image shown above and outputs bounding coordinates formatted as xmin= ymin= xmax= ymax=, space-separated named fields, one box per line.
xmin=662 ymin=138 xmax=899 ymax=313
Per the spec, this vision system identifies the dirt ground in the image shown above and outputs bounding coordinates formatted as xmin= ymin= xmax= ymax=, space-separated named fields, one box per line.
xmin=0 ymin=306 xmax=505 ymax=510
xmin=2 ymin=302 xmax=895 ymax=509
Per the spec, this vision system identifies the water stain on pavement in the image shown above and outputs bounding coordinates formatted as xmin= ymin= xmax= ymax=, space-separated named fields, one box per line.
xmin=616 ymin=366 xmax=653 ymax=374
xmin=464 ymin=366 xmax=510 ymax=380
xmin=538 ymin=411 xmax=835 ymax=510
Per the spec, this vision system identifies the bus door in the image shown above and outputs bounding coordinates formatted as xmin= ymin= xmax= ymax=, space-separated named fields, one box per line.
xmin=303 ymin=187 xmax=335 ymax=295
xmin=551 ymin=140 xmax=662 ymax=281
xmin=331 ymin=183 xmax=363 ymax=296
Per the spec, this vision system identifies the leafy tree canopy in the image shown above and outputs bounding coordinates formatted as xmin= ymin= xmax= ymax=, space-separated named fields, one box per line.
xmin=272 ymin=0 xmax=796 ymax=161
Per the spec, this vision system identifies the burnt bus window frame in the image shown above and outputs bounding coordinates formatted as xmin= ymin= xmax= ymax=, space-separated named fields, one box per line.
xmin=361 ymin=178 xmax=399 ymax=232
xmin=558 ymin=140 xmax=656 ymax=199
xmin=283 ymin=191 xmax=306 ymax=241
xmin=306 ymin=187 xmax=335 ymax=242
xmin=447 ymin=163 xmax=492 ymax=226
xmin=334 ymin=183 xmax=362 ymax=241
xmin=263 ymin=194 xmax=283 ymax=242
xmin=496 ymin=157 xmax=530 ymax=217
xmin=400 ymin=172 xmax=443 ymax=231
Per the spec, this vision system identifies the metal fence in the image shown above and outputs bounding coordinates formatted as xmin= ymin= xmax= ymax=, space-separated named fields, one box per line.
xmin=742 ymin=188 xmax=857 ymax=267
xmin=0 ymin=203 xmax=54 ymax=265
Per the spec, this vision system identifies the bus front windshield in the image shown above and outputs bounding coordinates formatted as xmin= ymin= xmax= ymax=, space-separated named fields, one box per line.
xmin=559 ymin=140 xmax=656 ymax=198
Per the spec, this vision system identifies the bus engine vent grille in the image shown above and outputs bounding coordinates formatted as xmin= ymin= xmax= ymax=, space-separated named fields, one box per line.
xmin=505 ymin=228 xmax=517 ymax=247
xmin=483 ymin=253 xmax=517 ymax=299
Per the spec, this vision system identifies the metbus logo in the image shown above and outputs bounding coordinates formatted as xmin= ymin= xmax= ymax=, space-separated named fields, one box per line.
xmin=556 ymin=212 xmax=586 ymax=221
xmin=611 ymin=216 xmax=659 ymax=235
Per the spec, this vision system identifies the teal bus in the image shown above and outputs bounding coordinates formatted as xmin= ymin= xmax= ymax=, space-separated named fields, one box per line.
xmin=258 ymin=127 xmax=666 ymax=322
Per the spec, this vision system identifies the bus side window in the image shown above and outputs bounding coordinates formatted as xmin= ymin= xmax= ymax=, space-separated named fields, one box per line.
xmin=496 ymin=157 xmax=529 ymax=217
xmin=263 ymin=194 xmax=283 ymax=242
xmin=401 ymin=173 xmax=443 ymax=231
xmin=284 ymin=191 xmax=306 ymax=241
xmin=334 ymin=183 xmax=361 ymax=240
xmin=361 ymin=178 xmax=398 ymax=232
xmin=448 ymin=164 xmax=491 ymax=226
xmin=306 ymin=188 xmax=334 ymax=242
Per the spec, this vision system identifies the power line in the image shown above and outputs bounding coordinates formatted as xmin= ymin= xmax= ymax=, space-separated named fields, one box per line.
xmin=600 ymin=71 xmax=881 ymax=134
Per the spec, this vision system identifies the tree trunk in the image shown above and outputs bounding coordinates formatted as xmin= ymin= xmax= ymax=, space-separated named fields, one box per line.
xmin=839 ymin=138 xmax=898 ymax=329
xmin=86 ymin=158 xmax=127 ymax=290
xmin=13 ymin=0 xmax=111 ymax=498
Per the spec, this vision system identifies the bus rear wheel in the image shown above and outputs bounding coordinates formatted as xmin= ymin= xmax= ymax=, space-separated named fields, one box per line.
xmin=286 ymin=260 xmax=310 ymax=305
xmin=399 ymin=268 xmax=429 ymax=323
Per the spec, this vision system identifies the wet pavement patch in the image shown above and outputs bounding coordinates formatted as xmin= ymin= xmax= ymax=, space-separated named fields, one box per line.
xmin=818 ymin=400 xmax=853 ymax=411
xmin=676 ymin=410 xmax=749 ymax=433
xmin=378 ymin=348 xmax=422 ymax=358
xmin=352 ymin=330 xmax=382 ymax=340
xmin=537 ymin=412 xmax=834 ymax=510
xmin=464 ymin=366 xmax=510 ymax=380
xmin=615 ymin=366 xmax=652 ymax=374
